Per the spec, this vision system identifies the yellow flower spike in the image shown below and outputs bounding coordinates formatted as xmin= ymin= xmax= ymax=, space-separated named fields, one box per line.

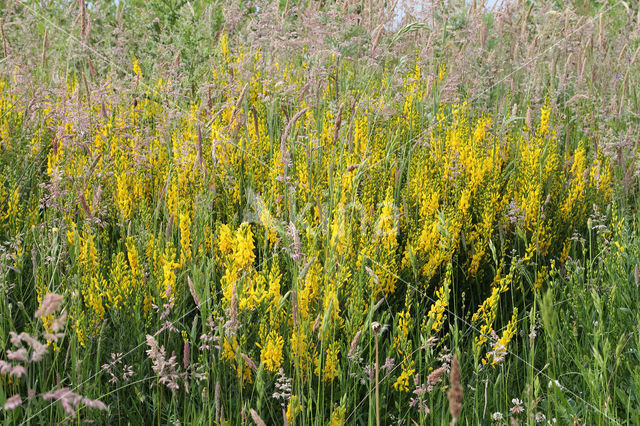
xmin=232 ymin=224 xmax=255 ymax=271
xmin=393 ymin=363 xmax=415 ymax=392
xmin=438 ymin=62 xmax=447 ymax=82
xmin=315 ymin=342 xmax=340 ymax=383
xmin=179 ymin=211 xmax=192 ymax=265
xmin=322 ymin=342 xmax=340 ymax=382
xmin=427 ymin=262 xmax=451 ymax=334
xmin=484 ymin=308 xmax=519 ymax=367
xmin=538 ymin=103 xmax=551 ymax=136
xmin=330 ymin=406 xmax=346 ymax=426
xmin=217 ymin=223 xmax=234 ymax=257
xmin=132 ymin=55 xmax=142 ymax=78
xmin=162 ymin=243 xmax=179 ymax=300
xmin=223 ymin=336 xmax=238 ymax=362
xmin=286 ymin=395 xmax=302 ymax=425
xmin=260 ymin=331 xmax=284 ymax=372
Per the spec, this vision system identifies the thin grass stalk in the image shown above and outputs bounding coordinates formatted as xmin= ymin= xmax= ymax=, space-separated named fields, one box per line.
xmin=0 ymin=18 xmax=7 ymax=57
xmin=41 ymin=28 xmax=48 ymax=68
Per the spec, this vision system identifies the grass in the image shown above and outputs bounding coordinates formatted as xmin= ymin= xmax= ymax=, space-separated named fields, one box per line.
xmin=1 ymin=0 xmax=640 ymax=424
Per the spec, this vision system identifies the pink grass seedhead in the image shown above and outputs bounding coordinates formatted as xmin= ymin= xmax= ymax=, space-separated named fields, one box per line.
xmin=7 ymin=348 xmax=28 ymax=362
xmin=42 ymin=387 xmax=107 ymax=416
xmin=4 ymin=394 xmax=22 ymax=411
xmin=250 ymin=408 xmax=267 ymax=426
xmin=35 ymin=293 xmax=63 ymax=318
xmin=447 ymin=354 xmax=463 ymax=423
xmin=10 ymin=365 xmax=27 ymax=378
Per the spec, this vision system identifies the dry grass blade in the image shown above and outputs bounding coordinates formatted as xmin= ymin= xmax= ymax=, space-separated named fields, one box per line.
xmin=249 ymin=408 xmax=267 ymax=426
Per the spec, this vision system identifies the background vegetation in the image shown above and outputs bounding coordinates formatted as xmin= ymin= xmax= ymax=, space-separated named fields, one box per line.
xmin=1 ymin=0 xmax=640 ymax=424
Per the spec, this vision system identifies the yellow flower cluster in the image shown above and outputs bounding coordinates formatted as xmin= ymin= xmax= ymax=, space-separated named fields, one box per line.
xmin=260 ymin=331 xmax=284 ymax=372
xmin=0 ymin=39 xmax=615 ymax=410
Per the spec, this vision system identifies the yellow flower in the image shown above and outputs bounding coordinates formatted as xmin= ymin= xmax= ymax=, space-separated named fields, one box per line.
xmin=218 ymin=223 xmax=234 ymax=256
xmin=260 ymin=331 xmax=284 ymax=372
xmin=393 ymin=364 xmax=415 ymax=392
xmin=321 ymin=343 xmax=340 ymax=382
xmin=484 ymin=308 xmax=518 ymax=367
xmin=330 ymin=406 xmax=346 ymax=426
xmin=179 ymin=211 xmax=192 ymax=265
xmin=232 ymin=224 xmax=255 ymax=270
xmin=286 ymin=395 xmax=302 ymax=424
xmin=222 ymin=336 xmax=238 ymax=362
xmin=132 ymin=55 xmax=142 ymax=77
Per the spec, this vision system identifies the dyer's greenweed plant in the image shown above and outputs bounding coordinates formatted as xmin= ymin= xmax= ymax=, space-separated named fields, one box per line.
xmin=1 ymin=0 xmax=640 ymax=424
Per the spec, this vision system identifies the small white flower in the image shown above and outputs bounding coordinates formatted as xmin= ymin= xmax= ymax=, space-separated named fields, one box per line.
xmin=535 ymin=412 xmax=546 ymax=423
xmin=548 ymin=379 xmax=563 ymax=390
xmin=492 ymin=412 xmax=504 ymax=421
xmin=510 ymin=398 xmax=524 ymax=414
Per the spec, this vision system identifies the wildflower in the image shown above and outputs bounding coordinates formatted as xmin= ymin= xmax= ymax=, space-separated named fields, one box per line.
xmin=330 ymin=406 xmax=346 ymax=426
xmin=484 ymin=309 xmax=518 ymax=367
xmin=286 ymin=395 xmax=301 ymax=424
xmin=179 ymin=211 xmax=192 ymax=264
xmin=393 ymin=364 xmax=415 ymax=392
xmin=217 ymin=224 xmax=234 ymax=256
xmin=260 ymin=331 xmax=284 ymax=372
xmin=273 ymin=369 xmax=292 ymax=406
xmin=232 ymin=224 xmax=255 ymax=270
xmin=493 ymin=412 xmax=504 ymax=422
xmin=510 ymin=398 xmax=524 ymax=415
xmin=132 ymin=55 xmax=142 ymax=77
xmin=319 ymin=343 xmax=340 ymax=382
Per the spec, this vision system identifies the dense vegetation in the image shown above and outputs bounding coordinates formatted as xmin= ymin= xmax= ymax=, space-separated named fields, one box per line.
xmin=1 ymin=0 xmax=640 ymax=424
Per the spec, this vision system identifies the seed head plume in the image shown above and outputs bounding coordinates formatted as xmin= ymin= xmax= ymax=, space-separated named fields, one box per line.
xmin=447 ymin=354 xmax=463 ymax=423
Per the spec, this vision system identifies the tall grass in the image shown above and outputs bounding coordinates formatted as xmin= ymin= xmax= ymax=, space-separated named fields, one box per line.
xmin=1 ymin=0 xmax=639 ymax=424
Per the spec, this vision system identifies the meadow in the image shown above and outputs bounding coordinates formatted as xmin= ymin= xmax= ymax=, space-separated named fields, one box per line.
xmin=1 ymin=0 xmax=640 ymax=424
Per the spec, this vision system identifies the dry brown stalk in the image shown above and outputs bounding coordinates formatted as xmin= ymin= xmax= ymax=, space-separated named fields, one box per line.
xmin=225 ymin=82 xmax=249 ymax=132
xmin=348 ymin=330 xmax=362 ymax=358
xmin=165 ymin=213 xmax=174 ymax=241
xmin=187 ymin=276 xmax=201 ymax=310
xmin=371 ymin=23 xmax=384 ymax=54
xmin=80 ymin=0 xmax=87 ymax=41
xmin=520 ymin=3 xmax=533 ymax=38
xmin=82 ymin=72 xmax=92 ymax=112
xmin=87 ymin=57 xmax=98 ymax=80
xmin=241 ymin=354 xmax=258 ymax=372
xmin=333 ymin=102 xmax=345 ymax=146
xmin=214 ymin=381 xmax=221 ymax=422
xmin=1 ymin=18 xmax=8 ymax=57
xmin=41 ymin=29 xmax=48 ymax=68
xmin=280 ymin=107 xmax=309 ymax=164
xmin=447 ymin=354 xmax=463 ymax=423
xmin=598 ymin=12 xmax=604 ymax=51
xmin=249 ymin=409 xmax=267 ymax=426
xmin=83 ymin=153 xmax=102 ymax=191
